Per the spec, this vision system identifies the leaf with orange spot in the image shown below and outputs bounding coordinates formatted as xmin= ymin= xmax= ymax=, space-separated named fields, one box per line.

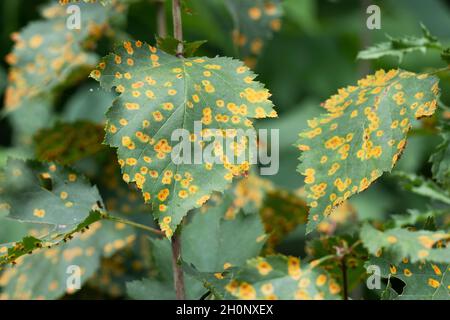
xmin=187 ymin=254 xmax=341 ymax=300
xmin=368 ymin=254 xmax=449 ymax=300
xmin=226 ymin=0 xmax=283 ymax=65
xmin=91 ymin=41 xmax=277 ymax=238
xmin=4 ymin=1 xmax=124 ymax=111
xmin=0 ymin=211 xmax=134 ymax=299
xmin=361 ymin=223 xmax=450 ymax=264
xmin=297 ymin=69 xmax=440 ymax=233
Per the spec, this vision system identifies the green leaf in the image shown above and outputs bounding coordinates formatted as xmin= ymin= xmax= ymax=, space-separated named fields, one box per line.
xmin=296 ymin=69 xmax=440 ymax=233
xmin=360 ymin=224 xmax=450 ymax=264
xmin=430 ymin=125 xmax=450 ymax=188
xmin=126 ymin=195 xmax=266 ymax=299
xmin=368 ymin=256 xmax=449 ymax=300
xmin=188 ymin=255 xmax=342 ymax=300
xmin=9 ymin=95 xmax=55 ymax=151
xmin=226 ymin=0 xmax=283 ymax=65
xmin=156 ymin=35 xmax=207 ymax=58
xmin=357 ymin=24 xmax=442 ymax=62
xmin=393 ymin=171 xmax=450 ymax=205
xmin=4 ymin=1 xmax=121 ymax=111
xmin=91 ymin=41 xmax=276 ymax=237
xmin=0 ymin=158 xmax=103 ymax=230
xmin=34 ymin=121 xmax=106 ymax=165
xmin=62 ymin=83 xmax=116 ymax=124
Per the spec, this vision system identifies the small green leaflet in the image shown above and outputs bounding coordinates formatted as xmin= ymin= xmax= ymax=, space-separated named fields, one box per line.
xmin=91 ymin=40 xmax=276 ymax=237
xmin=188 ymin=255 xmax=341 ymax=300
xmin=4 ymin=1 xmax=121 ymax=111
xmin=226 ymin=0 xmax=282 ymax=64
xmin=156 ymin=36 xmax=207 ymax=58
xmin=368 ymin=256 xmax=449 ymax=300
xmin=357 ymin=24 xmax=442 ymax=62
xmin=361 ymin=224 xmax=450 ymax=264
xmin=297 ymin=69 xmax=440 ymax=233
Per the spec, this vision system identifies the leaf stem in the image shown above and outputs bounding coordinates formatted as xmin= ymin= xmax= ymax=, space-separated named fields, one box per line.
xmin=171 ymin=228 xmax=186 ymax=299
xmin=172 ymin=0 xmax=183 ymax=56
xmin=104 ymin=215 xmax=164 ymax=236
xmin=340 ymin=256 xmax=349 ymax=300
xmin=428 ymin=65 xmax=450 ymax=75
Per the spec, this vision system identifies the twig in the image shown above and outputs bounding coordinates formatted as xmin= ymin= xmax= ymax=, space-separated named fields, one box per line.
xmin=169 ymin=0 xmax=186 ymax=300
xmin=171 ymin=229 xmax=186 ymax=299
xmin=104 ymin=215 xmax=164 ymax=236
xmin=155 ymin=0 xmax=167 ymax=38
xmin=172 ymin=0 xmax=183 ymax=56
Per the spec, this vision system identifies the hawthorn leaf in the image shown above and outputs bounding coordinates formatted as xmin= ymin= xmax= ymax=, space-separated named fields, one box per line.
xmin=91 ymin=41 xmax=276 ymax=237
xmin=357 ymin=24 xmax=442 ymax=62
xmin=188 ymin=255 xmax=341 ymax=300
xmin=0 ymin=158 xmax=103 ymax=229
xmin=0 ymin=217 xmax=134 ymax=300
xmin=226 ymin=0 xmax=283 ymax=65
xmin=296 ymin=69 xmax=440 ymax=233
xmin=4 ymin=1 xmax=123 ymax=111
xmin=360 ymin=224 xmax=450 ymax=264
xmin=368 ymin=256 xmax=449 ymax=300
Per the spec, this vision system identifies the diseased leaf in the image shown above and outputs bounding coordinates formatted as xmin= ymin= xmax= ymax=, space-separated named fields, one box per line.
xmin=4 ymin=1 xmax=123 ymax=111
xmin=297 ymin=69 xmax=440 ymax=233
xmin=0 ymin=158 xmax=103 ymax=229
xmin=368 ymin=255 xmax=449 ymax=300
xmin=360 ymin=224 xmax=450 ymax=264
xmin=91 ymin=41 xmax=276 ymax=237
xmin=357 ymin=24 xmax=442 ymax=62
xmin=0 ymin=217 xmax=134 ymax=300
xmin=34 ymin=121 xmax=106 ymax=165
xmin=226 ymin=0 xmax=283 ymax=66
xmin=188 ymin=255 xmax=342 ymax=300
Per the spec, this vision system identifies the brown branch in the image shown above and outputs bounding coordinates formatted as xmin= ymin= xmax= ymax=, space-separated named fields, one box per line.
xmin=172 ymin=0 xmax=183 ymax=56
xmin=171 ymin=230 xmax=186 ymax=299
xmin=156 ymin=0 xmax=167 ymax=38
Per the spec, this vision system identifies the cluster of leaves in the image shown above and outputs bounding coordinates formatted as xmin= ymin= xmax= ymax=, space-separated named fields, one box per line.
xmin=0 ymin=0 xmax=449 ymax=301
